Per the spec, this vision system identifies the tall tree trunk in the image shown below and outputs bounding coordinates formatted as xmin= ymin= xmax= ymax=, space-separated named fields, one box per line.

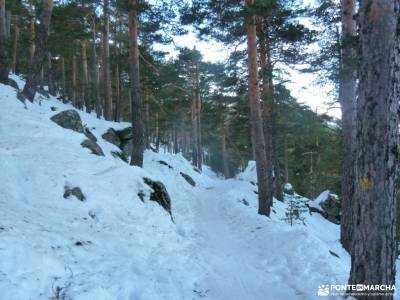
xmin=283 ymin=139 xmax=289 ymax=183
xmin=191 ymin=92 xmax=198 ymax=167
xmin=195 ymin=62 xmax=202 ymax=170
xmin=273 ymin=143 xmax=284 ymax=201
xmin=81 ymin=39 xmax=89 ymax=111
xmin=180 ymin=112 xmax=185 ymax=154
xmin=339 ymin=0 xmax=357 ymax=253
xmin=348 ymin=1 xmax=400 ymax=298
xmin=114 ymin=11 xmax=121 ymax=121
xmin=144 ymin=89 xmax=150 ymax=147
xmin=155 ymin=111 xmax=160 ymax=152
xmin=258 ymin=19 xmax=274 ymax=209
xmin=47 ymin=51 xmax=55 ymax=95
xmin=29 ymin=1 xmax=35 ymax=62
xmin=114 ymin=63 xmax=121 ymax=121
xmin=11 ymin=15 xmax=19 ymax=74
xmin=0 ymin=0 xmax=8 ymax=84
xmin=5 ymin=9 xmax=10 ymax=39
xmin=72 ymin=54 xmax=77 ymax=107
xmin=245 ymin=0 xmax=270 ymax=216
xmin=22 ymin=0 xmax=53 ymax=102
xmin=222 ymin=129 xmax=230 ymax=178
xmin=128 ymin=0 xmax=145 ymax=167
xmin=102 ymin=0 xmax=112 ymax=120
xmin=90 ymin=17 xmax=101 ymax=118
xmin=173 ymin=123 xmax=179 ymax=154
xmin=61 ymin=56 xmax=66 ymax=100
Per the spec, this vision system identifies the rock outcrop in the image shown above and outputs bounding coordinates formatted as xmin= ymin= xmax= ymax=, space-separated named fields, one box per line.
xmin=50 ymin=110 xmax=84 ymax=133
xmin=81 ymin=139 xmax=105 ymax=156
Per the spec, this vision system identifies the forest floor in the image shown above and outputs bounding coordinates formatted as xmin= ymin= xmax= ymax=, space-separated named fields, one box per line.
xmin=0 ymin=76 xmax=393 ymax=300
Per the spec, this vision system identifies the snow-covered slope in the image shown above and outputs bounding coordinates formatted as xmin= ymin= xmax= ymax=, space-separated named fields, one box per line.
xmin=0 ymin=78 xmax=361 ymax=300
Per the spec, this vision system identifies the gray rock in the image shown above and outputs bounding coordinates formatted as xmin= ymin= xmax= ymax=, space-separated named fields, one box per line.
xmin=117 ymin=127 xmax=132 ymax=141
xmin=180 ymin=172 xmax=196 ymax=187
xmin=102 ymin=128 xmax=121 ymax=147
xmin=50 ymin=110 xmax=84 ymax=133
xmin=7 ymin=78 xmax=19 ymax=90
xmin=84 ymin=127 xmax=97 ymax=142
xmin=240 ymin=198 xmax=249 ymax=206
xmin=122 ymin=140 xmax=133 ymax=157
xmin=159 ymin=160 xmax=173 ymax=169
xmin=320 ymin=193 xmax=341 ymax=224
xmin=143 ymin=177 xmax=172 ymax=217
xmin=81 ymin=139 xmax=104 ymax=156
xmin=283 ymin=183 xmax=295 ymax=195
xmin=111 ymin=151 xmax=128 ymax=162
xmin=64 ymin=186 xmax=85 ymax=201
xmin=307 ymin=191 xmax=341 ymax=224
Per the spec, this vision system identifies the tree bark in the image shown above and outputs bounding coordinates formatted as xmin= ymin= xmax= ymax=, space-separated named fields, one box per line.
xmin=72 ymin=54 xmax=77 ymax=107
xmin=258 ymin=19 xmax=274 ymax=209
xmin=222 ymin=130 xmax=230 ymax=178
xmin=245 ymin=0 xmax=270 ymax=216
xmin=11 ymin=15 xmax=19 ymax=74
xmin=0 ymin=0 xmax=8 ymax=83
xmin=47 ymin=51 xmax=55 ymax=95
xmin=114 ymin=11 xmax=121 ymax=122
xmin=80 ymin=39 xmax=89 ymax=111
xmin=29 ymin=1 xmax=35 ymax=63
xmin=115 ymin=62 xmax=121 ymax=121
xmin=22 ymin=0 xmax=53 ymax=102
xmin=195 ymin=62 xmax=202 ymax=170
xmin=191 ymin=91 xmax=198 ymax=167
xmin=283 ymin=139 xmax=289 ymax=183
xmin=155 ymin=111 xmax=160 ymax=152
xmin=90 ymin=17 xmax=101 ymax=118
xmin=5 ymin=9 xmax=10 ymax=39
xmin=102 ymin=0 xmax=112 ymax=120
xmin=128 ymin=0 xmax=145 ymax=167
xmin=348 ymin=1 xmax=400 ymax=298
xmin=339 ymin=0 xmax=357 ymax=253
xmin=144 ymin=89 xmax=150 ymax=147
xmin=61 ymin=56 xmax=66 ymax=100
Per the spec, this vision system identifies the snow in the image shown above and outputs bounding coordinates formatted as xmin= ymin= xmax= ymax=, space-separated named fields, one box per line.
xmin=284 ymin=182 xmax=293 ymax=190
xmin=0 ymin=78 xmax=390 ymax=299
xmin=308 ymin=190 xmax=338 ymax=211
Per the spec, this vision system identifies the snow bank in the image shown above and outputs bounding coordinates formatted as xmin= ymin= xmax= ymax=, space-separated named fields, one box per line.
xmin=0 ymin=78 xmax=385 ymax=299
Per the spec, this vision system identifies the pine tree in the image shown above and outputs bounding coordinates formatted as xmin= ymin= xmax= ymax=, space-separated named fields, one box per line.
xmin=348 ymin=1 xmax=400 ymax=297
xmin=22 ymin=0 xmax=53 ymax=102
xmin=0 ymin=0 xmax=9 ymax=84
xmin=339 ymin=0 xmax=357 ymax=253
xmin=128 ymin=0 xmax=144 ymax=167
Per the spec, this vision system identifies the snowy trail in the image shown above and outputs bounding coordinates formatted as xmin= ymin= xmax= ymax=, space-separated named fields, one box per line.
xmin=190 ymin=180 xmax=302 ymax=300
xmin=187 ymin=177 xmax=354 ymax=300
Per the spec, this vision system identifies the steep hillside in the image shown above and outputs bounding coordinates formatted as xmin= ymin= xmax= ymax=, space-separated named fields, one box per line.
xmin=0 ymin=78 xmax=355 ymax=299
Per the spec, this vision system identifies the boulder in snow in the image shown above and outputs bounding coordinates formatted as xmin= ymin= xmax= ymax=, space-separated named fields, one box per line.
xmin=63 ymin=186 xmax=85 ymax=201
xmin=102 ymin=128 xmax=121 ymax=147
xmin=143 ymin=177 xmax=172 ymax=217
xmin=283 ymin=183 xmax=294 ymax=195
xmin=81 ymin=139 xmax=104 ymax=156
xmin=50 ymin=109 xmax=84 ymax=133
xmin=307 ymin=191 xmax=341 ymax=224
xmin=159 ymin=160 xmax=173 ymax=169
xmin=84 ymin=127 xmax=97 ymax=142
xmin=180 ymin=172 xmax=196 ymax=187
xmin=117 ymin=127 xmax=132 ymax=141
xmin=111 ymin=151 xmax=128 ymax=163
xmin=122 ymin=140 xmax=133 ymax=158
